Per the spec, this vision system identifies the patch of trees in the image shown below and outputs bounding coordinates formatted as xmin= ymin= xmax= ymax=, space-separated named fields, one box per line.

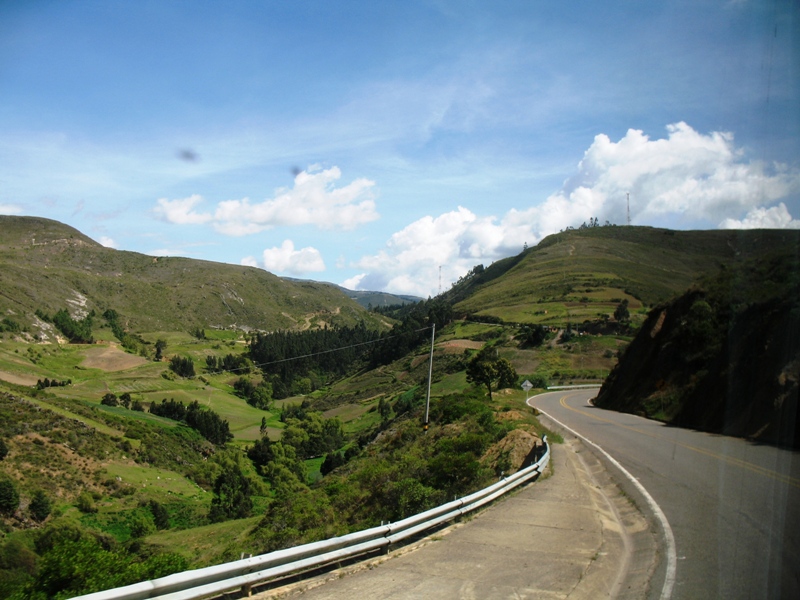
xmin=232 ymin=377 xmax=272 ymax=410
xmin=369 ymin=298 xmax=453 ymax=367
xmin=208 ymin=460 xmax=254 ymax=523
xmin=249 ymin=323 xmax=381 ymax=394
xmin=517 ymin=324 xmax=549 ymax=348
xmin=0 ymin=522 xmax=188 ymax=599
xmin=36 ymin=378 xmax=71 ymax=390
xmin=169 ymin=355 xmax=196 ymax=378
xmin=50 ymin=308 xmax=95 ymax=343
xmin=149 ymin=399 xmax=232 ymax=445
xmin=99 ymin=392 xmax=142 ymax=410
xmin=206 ymin=353 xmax=251 ymax=374
xmin=0 ymin=317 xmax=21 ymax=333
xmin=279 ymin=404 xmax=345 ymax=460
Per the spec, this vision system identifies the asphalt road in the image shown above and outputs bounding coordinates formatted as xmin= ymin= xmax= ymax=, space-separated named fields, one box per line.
xmin=530 ymin=389 xmax=800 ymax=600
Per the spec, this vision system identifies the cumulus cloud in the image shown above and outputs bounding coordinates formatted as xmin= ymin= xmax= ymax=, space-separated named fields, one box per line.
xmin=719 ymin=203 xmax=800 ymax=229
xmin=0 ymin=203 xmax=23 ymax=215
xmin=98 ymin=236 xmax=117 ymax=248
xmin=153 ymin=167 xmax=378 ymax=235
xmin=350 ymin=122 xmax=800 ymax=296
xmin=524 ymin=122 xmax=800 ymax=230
xmin=246 ymin=240 xmax=326 ymax=275
xmin=153 ymin=194 xmax=212 ymax=225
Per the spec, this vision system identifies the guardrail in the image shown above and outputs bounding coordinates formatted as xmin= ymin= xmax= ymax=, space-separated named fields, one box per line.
xmin=72 ymin=437 xmax=549 ymax=600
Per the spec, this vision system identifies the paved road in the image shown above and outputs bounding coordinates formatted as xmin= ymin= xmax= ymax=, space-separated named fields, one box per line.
xmin=254 ymin=434 xmax=656 ymax=599
xmin=531 ymin=389 xmax=800 ymax=600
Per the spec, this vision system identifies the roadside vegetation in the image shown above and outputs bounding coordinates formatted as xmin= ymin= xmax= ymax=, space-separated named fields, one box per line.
xmin=2 ymin=217 xmax=796 ymax=598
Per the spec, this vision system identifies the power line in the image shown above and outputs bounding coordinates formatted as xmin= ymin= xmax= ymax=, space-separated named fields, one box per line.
xmin=198 ymin=325 xmax=435 ymax=376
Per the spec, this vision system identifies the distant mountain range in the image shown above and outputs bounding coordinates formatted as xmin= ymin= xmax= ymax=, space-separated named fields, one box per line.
xmin=281 ymin=278 xmax=421 ymax=309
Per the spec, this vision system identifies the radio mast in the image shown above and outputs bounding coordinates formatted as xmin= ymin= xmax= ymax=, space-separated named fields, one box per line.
xmin=626 ymin=192 xmax=631 ymax=226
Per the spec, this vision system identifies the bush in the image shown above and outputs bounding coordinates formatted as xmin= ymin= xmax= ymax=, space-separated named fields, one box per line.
xmin=0 ymin=479 xmax=19 ymax=514
xmin=101 ymin=393 xmax=119 ymax=407
xmin=0 ymin=438 xmax=7 ymax=461
xmin=76 ymin=491 xmax=97 ymax=514
xmin=29 ymin=490 xmax=52 ymax=522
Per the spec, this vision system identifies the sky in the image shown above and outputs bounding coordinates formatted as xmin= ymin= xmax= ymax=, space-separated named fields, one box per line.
xmin=1 ymin=1 xmax=798 ymax=298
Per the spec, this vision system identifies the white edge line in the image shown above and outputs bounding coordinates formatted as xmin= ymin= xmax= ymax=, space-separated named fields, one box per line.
xmin=529 ymin=398 xmax=677 ymax=600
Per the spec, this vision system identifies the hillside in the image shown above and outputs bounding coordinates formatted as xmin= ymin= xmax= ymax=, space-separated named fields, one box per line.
xmin=594 ymin=247 xmax=800 ymax=448
xmin=1 ymin=217 xmax=798 ymax=597
xmin=0 ymin=216 xmax=384 ymax=335
xmin=449 ymin=226 xmax=800 ymax=327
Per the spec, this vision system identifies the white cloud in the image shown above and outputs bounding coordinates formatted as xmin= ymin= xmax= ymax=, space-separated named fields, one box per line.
xmin=719 ymin=203 xmax=800 ymax=229
xmin=153 ymin=194 xmax=212 ymax=225
xmin=0 ymin=203 xmax=23 ymax=215
xmin=257 ymin=240 xmax=326 ymax=275
xmin=341 ymin=273 xmax=366 ymax=291
xmin=98 ymin=236 xmax=117 ymax=248
xmin=350 ymin=122 xmax=800 ymax=297
xmin=351 ymin=207 xmax=516 ymax=297
xmin=153 ymin=167 xmax=378 ymax=236
xmin=546 ymin=122 xmax=800 ymax=227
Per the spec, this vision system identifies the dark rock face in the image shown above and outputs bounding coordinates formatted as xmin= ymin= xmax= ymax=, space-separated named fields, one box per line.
xmin=596 ymin=252 xmax=800 ymax=449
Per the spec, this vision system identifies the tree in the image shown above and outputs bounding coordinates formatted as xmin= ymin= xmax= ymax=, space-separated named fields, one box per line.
xmin=0 ymin=479 xmax=19 ymax=515
xmin=208 ymin=463 xmax=253 ymax=522
xmin=614 ymin=299 xmax=630 ymax=323
xmin=149 ymin=500 xmax=170 ymax=530
xmin=154 ymin=339 xmax=167 ymax=361
xmin=0 ymin=438 xmax=7 ymax=461
xmin=119 ymin=392 xmax=132 ymax=409
xmin=518 ymin=324 xmax=548 ymax=348
xmin=378 ymin=397 xmax=391 ymax=423
xmin=466 ymin=353 xmax=498 ymax=400
xmin=29 ymin=490 xmax=52 ymax=522
xmin=495 ymin=358 xmax=518 ymax=389
xmin=101 ymin=393 xmax=118 ymax=407
xmin=247 ymin=435 xmax=275 ymax=470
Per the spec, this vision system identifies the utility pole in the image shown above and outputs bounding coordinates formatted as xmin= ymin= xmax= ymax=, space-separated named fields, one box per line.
xmin=424 ymin=323 xmax=435 ymax=432
xmin=627 ymin=192 xmax=631 ymax=226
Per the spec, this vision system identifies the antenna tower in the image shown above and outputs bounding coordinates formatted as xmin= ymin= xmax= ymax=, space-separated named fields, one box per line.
xmin=626 ymin=192 xmax=631 ymax=226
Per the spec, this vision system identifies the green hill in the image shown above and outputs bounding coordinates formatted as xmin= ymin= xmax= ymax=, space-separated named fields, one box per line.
xmin=449 ymin=226 xmax=800 ymax=327
xmin=0 ymin=215 xmax=383 ymax=335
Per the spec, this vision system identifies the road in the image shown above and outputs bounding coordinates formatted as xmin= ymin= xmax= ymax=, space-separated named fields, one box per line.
xmin=530 ymin=389 xmax=800 ymax=600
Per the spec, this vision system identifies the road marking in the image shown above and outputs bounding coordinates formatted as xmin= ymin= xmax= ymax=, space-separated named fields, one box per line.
xmin=530 ymin=394 xmax=677 ymax=600
xmin=558 ymin=395 xmax=800 ymax=490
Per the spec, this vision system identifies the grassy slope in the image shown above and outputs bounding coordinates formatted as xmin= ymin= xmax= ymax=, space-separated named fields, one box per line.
xmin=0 ymin=215 xmax=383 ymax=334
xmin=452 ymin=226 xmax=799 ymax=326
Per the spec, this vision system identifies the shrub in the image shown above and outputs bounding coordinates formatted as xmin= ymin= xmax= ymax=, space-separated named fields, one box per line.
xmin=29 ymin=490 xmax=52 ymax=522
xmin=76 ymin=491 xmax=97 ymax=514
xmin=0 ymin=479 xmax=19 ymax=514
xmin=0 ymin=438 xmax=7 ymax=461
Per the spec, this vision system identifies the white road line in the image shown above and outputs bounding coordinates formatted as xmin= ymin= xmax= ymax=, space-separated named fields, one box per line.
xmin=529 ymin=397 xmax=677 ymax=600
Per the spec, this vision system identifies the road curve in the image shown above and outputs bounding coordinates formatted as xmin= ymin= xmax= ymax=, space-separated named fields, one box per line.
xmin=530 ymin=389 xmax=800 ymax=600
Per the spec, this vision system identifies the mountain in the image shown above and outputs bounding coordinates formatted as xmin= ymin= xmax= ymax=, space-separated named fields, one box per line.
xmin=447 ymin=225 xmax=800 ymax=327
xmin=594 ymin=246 xmax=800 ymax=448
xmin=0 ymin=216 xmax=385 ymax=335
xmin=281 ymin=278 xmax=421 ymax=309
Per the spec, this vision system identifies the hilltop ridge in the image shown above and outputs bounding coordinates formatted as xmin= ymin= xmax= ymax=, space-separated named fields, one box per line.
xmin=0 ymin=216 xmax=385 ymax=335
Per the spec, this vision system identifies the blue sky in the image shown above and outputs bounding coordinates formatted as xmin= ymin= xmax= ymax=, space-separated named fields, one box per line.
xmin=1 ymin=1 xmax=798 ymax=297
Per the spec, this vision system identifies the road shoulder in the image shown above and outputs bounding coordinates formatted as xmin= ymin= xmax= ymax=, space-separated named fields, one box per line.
xmin=252 ymin=438 xmax=657 ymax=599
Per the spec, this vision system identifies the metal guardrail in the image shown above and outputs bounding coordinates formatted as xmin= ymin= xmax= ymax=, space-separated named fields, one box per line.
xmin=72 ymin=437 xmax=549 ymax=600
